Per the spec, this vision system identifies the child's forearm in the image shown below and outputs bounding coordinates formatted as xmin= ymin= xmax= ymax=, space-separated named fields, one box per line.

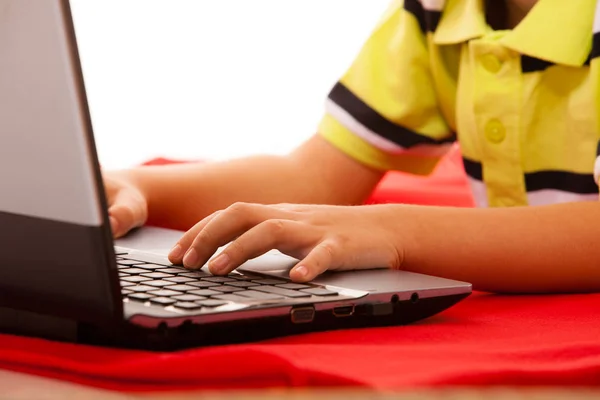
xmin=396 ymin=202 xmax=600 ymax=293
xmin=116 ymin=135 xmax=383 ymax=231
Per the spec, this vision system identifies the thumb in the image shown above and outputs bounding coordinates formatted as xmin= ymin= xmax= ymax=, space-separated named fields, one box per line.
xmin=107 ymin=189 xmax=147 ymax=238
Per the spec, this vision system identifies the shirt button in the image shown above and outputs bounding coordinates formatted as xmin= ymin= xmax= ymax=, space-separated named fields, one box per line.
xmin=481 ymin=53 xmax=503 ymax=73
xmin=485 ymin=119 xmax=506 ymax=143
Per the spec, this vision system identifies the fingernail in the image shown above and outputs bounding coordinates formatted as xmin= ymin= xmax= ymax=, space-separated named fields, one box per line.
xmin=292 ymin=265 xmax=308 ymax=278
xmin=183 ymin=248 xmax=199 ymax=268
xmin=210 ymin=253 xmax=230 ymax=273
xmin=169 ymin=244 xmax=183 ymax=260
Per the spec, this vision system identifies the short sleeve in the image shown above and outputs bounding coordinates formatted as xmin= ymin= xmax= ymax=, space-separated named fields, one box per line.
xmin=318 ymin=0 xmax=455 ymax=175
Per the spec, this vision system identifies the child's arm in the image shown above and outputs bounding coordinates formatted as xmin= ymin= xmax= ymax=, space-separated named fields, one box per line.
xmin=171 ymin=201 xmax=600 ymax=294
xmin=396 ymin=202 xmax=600 ymax=293
xmin=104 ymin=134 xmax=384 ymax=237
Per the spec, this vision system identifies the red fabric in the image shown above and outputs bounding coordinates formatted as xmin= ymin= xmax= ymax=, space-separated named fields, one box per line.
xmin=1 ymin=292 xmax=600 ymax=391
xmin=3 ymin=153 xmax=597 ymax=391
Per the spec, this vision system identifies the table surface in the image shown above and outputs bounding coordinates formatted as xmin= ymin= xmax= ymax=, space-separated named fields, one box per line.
xmin=2 ymin=227 xmax=598 ymax=398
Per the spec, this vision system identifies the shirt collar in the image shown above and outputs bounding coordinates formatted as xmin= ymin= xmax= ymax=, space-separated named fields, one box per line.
xmin=432 ymin=0 xmax=597 ymax=67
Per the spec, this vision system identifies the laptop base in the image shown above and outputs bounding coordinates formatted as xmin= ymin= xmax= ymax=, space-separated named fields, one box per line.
xmin=0 ymin=292 xmax=469 ymax=351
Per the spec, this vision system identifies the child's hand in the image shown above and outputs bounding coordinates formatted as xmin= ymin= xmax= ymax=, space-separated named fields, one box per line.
xmin=168 ymin=203 xmax=404 ymax=282
xmin=103 ymin=173 xmax=148 ymax=238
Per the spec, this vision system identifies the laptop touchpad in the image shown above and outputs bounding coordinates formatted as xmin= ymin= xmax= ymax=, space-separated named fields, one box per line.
xmin=237 ymin=252 xmax=439 ymax=294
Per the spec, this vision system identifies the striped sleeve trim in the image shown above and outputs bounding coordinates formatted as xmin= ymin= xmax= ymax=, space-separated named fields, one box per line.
xmin=318 ymin=113 xmax=446 ymax=174
xmin=404 ymin=0 xmax=442 ymax=33
xmin=464 ymin=157 xmax=599 ymax=194
xmin=326 ymin=82 xmax=454 ymax=155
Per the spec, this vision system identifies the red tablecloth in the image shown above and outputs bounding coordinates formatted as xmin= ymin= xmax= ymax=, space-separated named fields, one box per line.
xmin=2 ymin=152 xmax=598 ymax=391
xmin=1 ymin=292 xmax=599 ymax=391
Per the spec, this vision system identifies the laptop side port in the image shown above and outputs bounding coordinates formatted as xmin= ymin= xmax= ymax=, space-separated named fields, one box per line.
xmin=333 ymin=305 xmax=354 ymax=317
xmin=290 ymin=306 xmax=315 ymax=324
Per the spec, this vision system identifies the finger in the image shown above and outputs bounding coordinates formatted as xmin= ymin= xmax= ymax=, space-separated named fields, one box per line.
xmin=107 ymin=190 xmax=147 ymax=238
xmin=168 ymin=211 xmax=220 ymax=264
xmin=182 ymin=202 xmax=288 ymax=269
xmin=289 ymin=240 xmax=338 ymax=282
xmin=208 ymin=220 xmax=316 ymax=275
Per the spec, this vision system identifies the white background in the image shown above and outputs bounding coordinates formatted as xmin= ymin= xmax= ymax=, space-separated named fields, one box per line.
xmin=69 ymin=0 xmax=387 ymax=170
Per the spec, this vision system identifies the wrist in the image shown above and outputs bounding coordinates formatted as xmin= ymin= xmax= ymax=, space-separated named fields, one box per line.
xmin=370 ymin=203 xmax=420 ymax=270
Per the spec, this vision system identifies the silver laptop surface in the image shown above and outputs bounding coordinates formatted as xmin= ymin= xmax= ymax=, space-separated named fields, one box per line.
xmin=0 ymin=0 xmax=471 ymax=349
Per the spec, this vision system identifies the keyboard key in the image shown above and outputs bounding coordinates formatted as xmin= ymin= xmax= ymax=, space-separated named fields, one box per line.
xmin=178 ymin=271 xmax=210 ymax=278
xmin=149 ymin=289 xmax=180 ymax=297
xmin=150 ymin=297 xmax=176 ymax=305
xmin=196 ymin=299 xmax=228 ymax=307
xmin=119 ymin=273 xmax=130 ymax=277
xmin=121 ymin=276 xmax=151 ymax=283
xmin=128 ymin=293 xmax=154 ymax=301
xmin=120 ymin=268 xmax=148 ymax=274
xmin=117 ymin=260 xmax=144 ymax=266
xmin=301 ymin=288 xmax=338 ymax=296
xmin=168 ymin=284 xmax=197 ymax=292
xmin=227 ymin=281 xmax=260 ymax=288
xmin=114 ymin=250 xmax=128 ymax=256
xmin=129 ymin=285 xmax=156 ymax=292
xmin=212 ymin=294 xmax=252 ymax=303
xmin=160 ymin=267 xmax=187 ymax=274
xmin=173 ymin=294 xmax=207 ymax=302
xmin=120 ymin=281 xmax=136 ymax=287
xmin=187 ymin=281 xmax=220 ymax=288
xmin=174 ymin=302 xmax=202 ymax=310
xmin=164 ymin=276 xmax=196 ymax=283
xmin=203 ymin=276 xmax=236 ymax=283
xmin=230 ymin=273 xmax=260 ymax=281
xmin=236 ymin=290 xmax=284 ymax=300
xmin=188 ymin=289 xmax=221 ymax=297
xmin=254 ymin=286 xmax=311 ymax=298
xmin=276 ymin=283 xmax=311 ymax=290
xmin=212 ymin=286 xmax=245 ymax=293
xmin=251 ymin=279 xmax=287 ymax=285
xmin=132 ymin=264 xmax=168 ymax=270
xmin=140 ymin=272 xmax=174 ymax=279
xmin=144 ymin=280 xmax=176 ymax=287
xmin=121 ymin=289 xmax=133 ymax=295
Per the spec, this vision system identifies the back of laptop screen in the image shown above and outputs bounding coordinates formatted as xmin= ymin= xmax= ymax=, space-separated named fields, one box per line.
xmin=0 ymin=0 xmax=121 ymax=324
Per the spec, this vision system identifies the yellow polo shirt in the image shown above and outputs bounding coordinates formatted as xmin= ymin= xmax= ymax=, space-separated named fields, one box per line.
xmin=319 ymin=0 xmax=600 ymax=207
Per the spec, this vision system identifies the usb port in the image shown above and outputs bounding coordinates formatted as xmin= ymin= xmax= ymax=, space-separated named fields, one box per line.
xmin=333 ymin=305 xmax=354 ymax=317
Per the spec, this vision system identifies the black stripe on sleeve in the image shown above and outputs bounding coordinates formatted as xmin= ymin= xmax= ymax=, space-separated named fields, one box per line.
xmin=461 ymin=157 xmax=483 ymax=180
xmin=520 ymin=55 xmax=554 ymax=73
xmin=592 ymin=32 xmax=600 ymax=60
xmin=524 ymin=170 xmax=598 ymax=194
xmin=328 ymin=82 xmax=455 ymax=148
xmin=404 ymin=0 xmax=442 ymax=33
xmin=462 ymin=157 xmax=597 ymax=194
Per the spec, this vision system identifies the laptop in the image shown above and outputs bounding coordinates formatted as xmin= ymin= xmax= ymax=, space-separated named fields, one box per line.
xmin=0 ymin=0 xmax=471 ymax=350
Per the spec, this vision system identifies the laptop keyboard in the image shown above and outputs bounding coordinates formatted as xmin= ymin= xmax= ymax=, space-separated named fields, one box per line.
xmin=115 ymin=251 xmax=338 ymax=311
